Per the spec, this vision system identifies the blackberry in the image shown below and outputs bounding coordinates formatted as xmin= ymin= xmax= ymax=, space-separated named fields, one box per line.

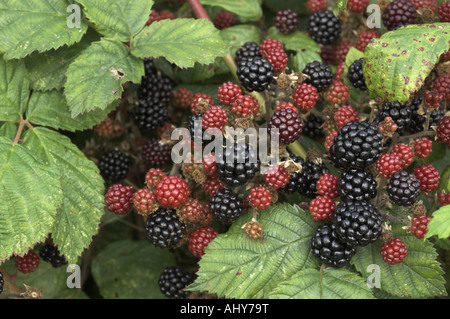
xmin=98 ymin=150 xmax=130 ymax=182
xmin=329 ymin=121 xmax=384 ymax=170
xmin=311 ymin=223 xmax=357 ymax=268
xmin=267 ymin=107 xmax=304 ymax=145
xmin=411 ymin=106 xmax=446 ymax=133
xmin=216 ymin=141 xmax=260 ymax=187
xmin=39 ymin=244 xmax=68 ymax=268
xmin=302 ymin=114 xmax=325 ymax=138
xmin=346 ymin=58 xmax=367 ymax=91
xmin=334 ymin=200 xmax=383 ymax=246
xmin=235 ymin=42 xmax=261 ymax=65
xmin=133 ymin=97 xmax=168 ymax=131
xmin=145 ymin=207 xmax=187 ymax=248
xmin=280 ymin=154 xmax=308 ymax=193
xmin=143 ymin=58 xmax=154 ymax=75
xmin=376 ymin=101 xmax=412 ymax=135
xmin=187 ymin=113 xmax=206 ymax=147
xmin=387 ymin=170 xmax=421 ymax=206
xmin=273 ymin=9 xmax=299 ymax=34
xmin=302 ymin=61 xmax=333 ymax=92
xmin=301 ymin=160 xmax=330 ymax=198
xmin=209 ymin=188 xmax=243 ymax=224
xmin=382 ymin=0 xmax=417 ymax=31
xmin=307 ymin=10 xmax=341 ymax=45
xmin=0 ymin=272 xmax=3 ymax=294
xmin=236 ymin=56 xmax=275 ymax=92
xmin=338 ymin=169 xmax=377 ymax=201
xmin=158 ymin=266 xmax=196 ymax=299
xmin=141 ymin=138 xmax=172 ymax=168
xmin=138 ymin=72 xmax=173 ymax=105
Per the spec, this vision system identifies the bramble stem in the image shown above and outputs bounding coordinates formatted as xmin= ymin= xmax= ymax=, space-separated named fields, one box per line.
xmin=287 ymin=141 xmax=307 ymax=159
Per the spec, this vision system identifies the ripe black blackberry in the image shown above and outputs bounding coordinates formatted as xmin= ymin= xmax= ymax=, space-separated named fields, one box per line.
xmin=330 ymin=121 xmax=384 ymax=170
xmin=141 ymin=138 xmax=172 ymax=168
xmin=216 ymin=141 xmax=260 ymax=187
xmin=138 ymin=72 xmax=173 ymax=105
xmin=347 ymin=58 xmax=368 ymax=91
xmin=235 ymin=42 xmax=261 ymax=65
xmin=143 ymin=58 xmax=154 ymax=75
xmin=334 ymin=200 xmax=383 ymax=246
xmin=387 ymin=170 xmax=421 ymax=206
xmin=302 ymin=114 xmax=325 ymax=138
xmin=236 ymin=56 xmax=274 ymax=92
xmin=382 ymin=0 xmax=417 ymax=31
xmin=273 ymin=9 xmax=299 ymax=34
xmin=39 ymin=244 xmax=68 ymax=268
xmin=307 ymin=10 xmax=341 ymax=45
xmin=0 ymin=272 xmax=4 ymax=294
xmin=302 ymin=61 xmax=333 ymax=92
xmin=133 ymin=97 xmax=168 ymax=131
xmin=409 ymin=99 xmax=444 ymax=133
xmin=301 ymin=160 xmax=330 ymax=198
xmin=338 ymin=169 xmax=377 ymax=201
xmin=209 ymin=188 xmax=243 ymax=224
xmin=98 ymin=150 xmax=130 ymax=182
xmin=311 ymin=223 xmax=357 ymax=268
xmin=376 ymin=100 xmax=412 ymax=135
xmin=158 ymin=266 xmax=196 ymax=299
xmin=145 ymin=207 xmax=187 ymax=248
xmin=280 ymin=154 xmax=308 ymax=193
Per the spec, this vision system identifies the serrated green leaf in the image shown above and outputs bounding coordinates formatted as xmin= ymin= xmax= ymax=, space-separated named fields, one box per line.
xmin=0 ymin=137 xmax=63 ymax=262
xmin=269 ymin=268 xmax=374 ymax=299
xmin=364 ymin=23 xmax=450 ymax=102
xmin=22 ymin=127 xmax=105 ymax=263
xmin=0 ymin=0 xmax=88 ymax=60
xmin=64 ymin=38 xmax=144 ymax=116
xmin=200 ymin=0 xmax=262 ymax=21
xmin=0 ymin=55 xmax=29 ymax=121
xmin=292 ymin=50 xmax=322 ymax=73
xmin=352 ymin=224 xmax=446 ymax=298
xmin=91 ymin=239 xmax=176 ymax=299
xmin=187 ymin=203 xmax=319 ymax=299
xmin=220 ymin=24 xmax=261 ymax=54
xmin=78 ymin=0 xmax=153 ymax=42
xmin=426 ymin=205 xmax=450 ymax=239
xmin=267 ymin=27 xmax=320 ymax=53
xmin=24 ymin=29 xmax=99 ymax=92
xmin=26 ymin=90 xmax=117 ymax=132
xmin=0 ymin=122 xmax=17 ymax=140
xmin=131 ymin=18 xmax=229 ymax=69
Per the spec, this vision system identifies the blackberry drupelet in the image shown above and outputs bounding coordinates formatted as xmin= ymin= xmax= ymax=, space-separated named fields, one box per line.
xmin=216 ymin=141 xmax=260 ymax=187
xmin=133 ymin=97 xmax=168 ymax=131
xmin=329 ymin=121 xmax=384 ymax=170
xmin=334 ymin=200 xmax=383 ymax=246
xmin=39 ymin=244 xmax=68 ymax=268
xmin=235 ymin=42 xmax=261 ymax=65
xmin=376 ymin=100 xmax=412 ymax=135
xmin=209 ymin=188 xmax=243 ymax=224
xmin=387 ymin=170 xmax=421 ymax=206
xmin=236 ymin=56 xmax=275 ymax=92
xmin=302 ymin=114 xmax=325 ymax=138
xmin=158 ymin=266 xmax=196 ymax=299
xmin=338 ymin=169 xmax=377 ymax=201
xmin=302 ymin=61 xmax=334 ymax=92
xmin=346 ymin=58 xmax=368 ymax=90
xmin=98 ymin=150 xmax=130 ymax=182
xmin=145 ymin=207 xmax=187 ymax=248
xmin=311 ymin=223 xmax=357 ymax=268
xmin=138 ymin=72 xmax=173 ymax=105
xmin=307 ymin=10 xmax=341 ymax=45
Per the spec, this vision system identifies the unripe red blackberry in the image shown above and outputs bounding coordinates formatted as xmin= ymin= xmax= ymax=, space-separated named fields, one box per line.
xmin=437 ymin=116 xmax=450 ymax=147
xmin=267 ymin=107 xmax=304 ymax=144
xmin=413 ymin=164 xmax=440 ymax=193
xmin=307 ymin=10 xmax=341 ymax=45
xmin=15 ymin=250 xmax=40 ymax=274
xmin=320 ymin=46 xmax=337 ymax=66
xmin=414 ymin=137 xmax=433 ymax=159
xmin=265 ymin=165 xmax=290 ymax=190
xmin=202 ymin=106 xmax=228 ymax=131
xmin=335 ymin=41 xmax=355 ymax=64
xmin=306 ymin=0 xmax=328 ymax=13
xmin=243 ymin=221 xmax=264 ymax=239
xmin=309 ymin=195 xmax=336 ymax=221
xmin=381 ymin=238 xmax=407 ymax=264
xmin=438 ymin=192 xmax=450 ymax=206
xmin=324 ymin=131 xmax=338 ymax=152
xmin=302 ymin=60 xmax=334 ymax=92
xmin=105 ymin=184 xmax=134 ymax=215
xmin=316 ymin=173 xmax=339 ymax=198
xmin=141 ymin=138 xmax=172 ymax=168
xmin=355 ymin=31 xmax=380 ymax=52
xmin=334 ymin=105 xmax=360 ymax=130
xmin=434 ymin=73 xmax=450 ymax=103
xmin=145 ymin=168 xmax=167 ymax=190
xmin=325 ymin=80 xmax=350 ymax=105
xmin=335 ymin=62 xmax=345 ymax=81
xmin=261 ymin=47 xmax=289 ymax=74
xmin=190 ymin=92 xmax=214 ymax=114
xmin=231 ymin=94 xmax=260 ymax=118
xmin=201 ymin=175 xmax=225 ymax=196
xmin=424 ymin=89 xmax=444 ymax=108
xmin=391 ymin=143 xmax=414 ymax=168
xmin=248 ymin=186 xmax=273 ymax=210
xmin=173 ymin=88 xmax=193 ymax=109
xmin=133 ymin=188 xmax=158 ymax=216
xmin=376 ymin=101 xmax=412 ymax=135
xmin=202 ymin=153 xmax=217 ymax=176
xmin=188 ymin=226 xmax=218 ymax=258
xmin=179 ymin=198 xmax=211 ymax=225
xmin=213 ymin=11 xmax=235 ymax=29
xmin=382 ymin=0 xmax=417 ymax=31
xmin=376 ymin=153 xmax=402 ymax=179
xmin=155 ymin=175 xmax=191 ymax=209
xmin=438 ymin=2 xmax=450 ymax=21
xmin=275 ymin=102 xmax=298 ymax=114
xmin=273 ymin=9 xmax=299 ymax=34
xmin=259 ymin=39 xmax=284 ymax=56
xmin=347 ymin=0 xmax=370 ymax=12
xmin=410 ymin=0 xmax=438 ymax=11
xmin=411 ymin=214 xmax=431 ymax=239
xmin=217 ymin=81 xmax=242 ymax=106
xmin=292 ymin=83 xmax=319 ymax=110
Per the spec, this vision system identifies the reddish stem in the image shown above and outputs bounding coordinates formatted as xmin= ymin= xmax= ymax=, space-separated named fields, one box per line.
xmin=187 ymin=0 xmax=211 ymax=20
